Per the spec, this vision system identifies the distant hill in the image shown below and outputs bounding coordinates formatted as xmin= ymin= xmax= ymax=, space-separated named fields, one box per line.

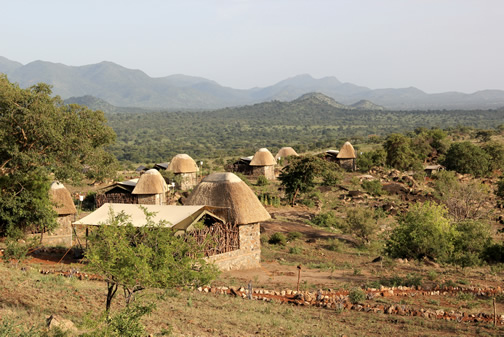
xmin=2 ymin=56 xmax=504 ymax=110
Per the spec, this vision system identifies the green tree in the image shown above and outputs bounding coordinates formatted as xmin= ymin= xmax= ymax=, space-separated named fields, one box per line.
xmin=385 ymin=202 xmax=455 ymax=262
xmin=279 ymin=156 xmax=331 ymax=205
xmin=442 ymin=142 xmax=490 ymax=177
xmin=0 ymin=75 xmax=118 ymax=236
xmin=451 ymin=220 xmax=492 ymax=267
xmin=343 ymin=207 xmax=378 ymax=245
xmin=356 ymin=148 xmax=386 ymax=172
xmin=383 ymin=133 xmax=421 ymax=171
xmin=85 ymin=208 xmax=218 ymax=314
xmin=482 ymin=141 xmax=504 ymax=173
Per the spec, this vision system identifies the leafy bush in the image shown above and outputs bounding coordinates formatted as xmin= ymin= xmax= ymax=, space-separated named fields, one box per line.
xmin=289 ymin=246 xmax=303 ymax=255
xmin=357 ymin=148 xmax=386 ymax=172
xmin=443 ymin=142 xmax=491 ymax=177
xmin=348 ymin=288 xmax=366 ymax=304
xmin=287 ymin=231 xmax=303 ymax=241
xmin=361 ymin=180 xmax=385 ymax=197
xmin=268 ymin=232 xmax=287 ymax=246
xmin=256 ymin=175 xmax=269 ymax=186
xmin=310 ymin=211 xmax=340 ymax=228
xmin=342 ymin=207 xmax=378 ymax=245
xmin=321 ymin=169 xmax=341 ymax=186
xmin=451 ymin=220 xmax=492 ymax=267
xmin=385 ymin=202 xmax=455 ymax=262
xmin=324 ymin=238 xmax=343 ymax=252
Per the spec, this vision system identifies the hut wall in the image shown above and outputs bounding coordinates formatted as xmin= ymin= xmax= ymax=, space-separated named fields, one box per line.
xmin=177 ymin=172 xmax=198 ymax=191
xmin=137 ymin=194 xmax=163 ymax=205
xmin=96 ymin=192 xmax=138 ymax=208
xmin=338 ymin=158 xmax=356 ymax=172
xmin=251 ymin=165 xmax=275 ymax=180
xmin=206 ymin=223 xmax=261 ymax=271
xmin=29 ymin=215 xmax=73 ymax=248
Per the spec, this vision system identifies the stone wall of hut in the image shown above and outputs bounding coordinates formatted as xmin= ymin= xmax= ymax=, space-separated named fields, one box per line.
xmin=338 ymin=159 xmax=356 ymax=172
xmin=177 ymin=172 xmax=198 ymax=191
xmin=29 ymin=215 xmax=74 ymax=248
xmin=251 ymin=165 xmax=275 ymax=180
xmin=206 ymin=223 xmax=261 ymax=271
xmin=137 ymin=193 xmax=164 ymax=205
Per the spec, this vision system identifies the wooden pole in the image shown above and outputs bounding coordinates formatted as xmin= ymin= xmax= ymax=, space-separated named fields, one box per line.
xmin=494 ymin=297 xmax=497 ymax=327
xmin=297 ymin=265 xmax=302 ymax=292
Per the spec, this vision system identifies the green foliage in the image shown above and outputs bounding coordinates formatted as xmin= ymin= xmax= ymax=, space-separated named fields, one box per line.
xmin=377 ymin=274 xmax=423 ymax=288
xmin=482 ymin=141 xmax=504 ymax=173
xmin=310 ymin=211 xmax=340 ymax=229
xmin=341 ymin=207 xmax=378 ymax=245
xmin=496 ymin=178 xmax=504 ymax=199
xmin=256 ymin=175 xmax=269 ymax=186
xmin=324 ymin=238 xmax=343 ymax=252
xmin=361 ymin=180 xmax=385 ymax=196
xmin=0 ymin=75 xmax=118 ymax=236
xmin=279 ymin=156 xmax=328 ymax=205
xmin=383 ymin=133 xmax=422 ymax=171
xmin=288 ymin=246 xmax=303 ymax=255
xmin=286 ymin=231 xmax=303 ymax=241
xmin=385 ymin=202 xmax=455 ymax=262
xmin=348 ymin=288 xmax=365 ymax=304
xmin=85 ymin=208 xmax=219 ymax=313
xmin=1 ymin=236 xmax=36 ymax=263
xmin=82 ymin=192 xmax=97 ymax=211
xmin=451 ymin=220 xmax=492 ymax=267
xmin=356 ymin=148 xmax=386 ymax=172
xmin=268 ymin=232 xmax=287 ymax=246
xmin=433 ymin=170 xmax=491 ymax=221
xmin=443 ymin=142 xmax=491 ymax=177
xmin=99 ymin=304 xmax=154 ymax=337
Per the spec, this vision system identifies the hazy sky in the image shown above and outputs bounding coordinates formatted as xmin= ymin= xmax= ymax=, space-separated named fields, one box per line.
xmin=2 ymin=0 xmax=503 ymax=93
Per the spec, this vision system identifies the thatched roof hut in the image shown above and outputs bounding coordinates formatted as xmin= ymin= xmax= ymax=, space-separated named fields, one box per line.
xmin=185 ymin=172 xmax=271 ymax=224
xmin=337 ymin=142 xmax=357 ymax=159
xmin=49 ymin=182 xmax=77 ymax=215
xmin=275 ymin=147 xmax=299 ymax=160
xmin=132 ymin=169 xmax=168 ymax=195
xmin=167 ymin=154 xmax=199 ymax=173
xmin=250 ymin=148 xmax=276 ymax=166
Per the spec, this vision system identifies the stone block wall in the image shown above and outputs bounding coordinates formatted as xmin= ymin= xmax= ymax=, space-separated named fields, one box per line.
xmin=137 ymin=194 xmax=162 ymax=205
xmin=207 ymin=223 xmax=261 ymax=271
xmin=29 ymin=215 xmax=74 ymax=248
xmin=177 ymin=172 xmax=198 ymax=191
xmin=251 ymin=165 xmax=275 ymax=180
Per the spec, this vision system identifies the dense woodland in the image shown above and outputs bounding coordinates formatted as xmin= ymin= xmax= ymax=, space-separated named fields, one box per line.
xmin=105 ymin=98 xmax=504 ymax=165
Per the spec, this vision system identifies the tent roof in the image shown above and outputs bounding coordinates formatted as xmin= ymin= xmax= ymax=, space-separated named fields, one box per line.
xmin=73 ymin=203 xmax=224 ymax=231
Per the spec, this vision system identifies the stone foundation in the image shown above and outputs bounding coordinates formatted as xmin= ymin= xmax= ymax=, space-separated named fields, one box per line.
xmin=250 ymin=165 xmax=275 ymax=180
xmin=207 ymin=223 xmax=261 ymax=271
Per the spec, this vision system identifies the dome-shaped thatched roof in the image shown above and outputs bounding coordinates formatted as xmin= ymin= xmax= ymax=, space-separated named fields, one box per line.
xmin=185 ymin=172 xmax=271 ymax=224
xmin=337 ymin=142 xmax=356 ymax=159
xmin=167 ymin=154 xmax=199 ymax=173
xmin=275 ymin=147 xmax=299 ymax=160
xmin=250 ymin=148 xmax=276 ymax=166
xmin=132 ymin=169 xmax=168 ymax=194
xmin=49 ymin=182 xmax=77 ymax=215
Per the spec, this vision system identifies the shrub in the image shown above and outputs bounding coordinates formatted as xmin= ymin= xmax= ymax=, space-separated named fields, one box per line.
xmin=256 ymin=175 xmax=269 ymax=186
xmin=451 ymin=220 xmax=492 ymax=267
xmin=343 ymin=207 xmax=378 ymax=245
xmin=324 ymin=238 xmax=343 ymax=252
xmin=321 ymin=169 xmax=341 ymax=186
xmin=361 ymin=179 xmax=385 ymax=196
xmin=385 ymin=202 xmax=455 ymax=262
xmin=357 ymin=148 xmax=386 ymax=172
xmin=287 ymin=231 xmax=303 ymax=241
xmin=268 ymin=233 xmax=287 ymax=246
xmin=348 ymin=288 xmax=366 ymax=304
xmin=289 ymin=246 xmax=303 ymax=255
xmin=443 ymin=142 xmax=491 ymax=177
xmin=310 ymin=211 xmax=339 ymax=228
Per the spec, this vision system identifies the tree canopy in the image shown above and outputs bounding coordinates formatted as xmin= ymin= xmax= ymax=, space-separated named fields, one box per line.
xmin=0 ymin=75 xmax=118 ymax=236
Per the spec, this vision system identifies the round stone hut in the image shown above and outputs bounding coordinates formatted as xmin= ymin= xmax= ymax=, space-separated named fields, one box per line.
xmin=185 ymin=172 xmax=271 ymax=270
xmin=249 ymin=148 xmax=276 ymax=180
xmin=45 ymin=181 xmax=77 ymax=247
xmin=167 ymin=154 xmax=199 ymax=190
xmin=132 ymin=169 xmax=168 ymax=205
xmin=336 ymin=141 xmax=357 ymax=171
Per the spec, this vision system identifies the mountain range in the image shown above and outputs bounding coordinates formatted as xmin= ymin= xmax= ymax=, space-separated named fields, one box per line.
xmin=1 ymin=56 xmax=503 ymax=110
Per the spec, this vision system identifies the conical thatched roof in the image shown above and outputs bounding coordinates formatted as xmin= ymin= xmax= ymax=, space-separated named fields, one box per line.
xmin=250 ymin=148 xmax=276 ymax=166
xmin=337 ymin=142 xmax=356 ymax=159
xmin=275 ymin=147 xmax=299 ymax=160
xmin=49 ymin=182 xmax=77 ymax=215
xmin=132 ymin=169 xmax=168 ymax=195
xmin=167 ymin=154 xmax=199 ymax=173
xmin=185 ymin=172 xmax=271 ymax=224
